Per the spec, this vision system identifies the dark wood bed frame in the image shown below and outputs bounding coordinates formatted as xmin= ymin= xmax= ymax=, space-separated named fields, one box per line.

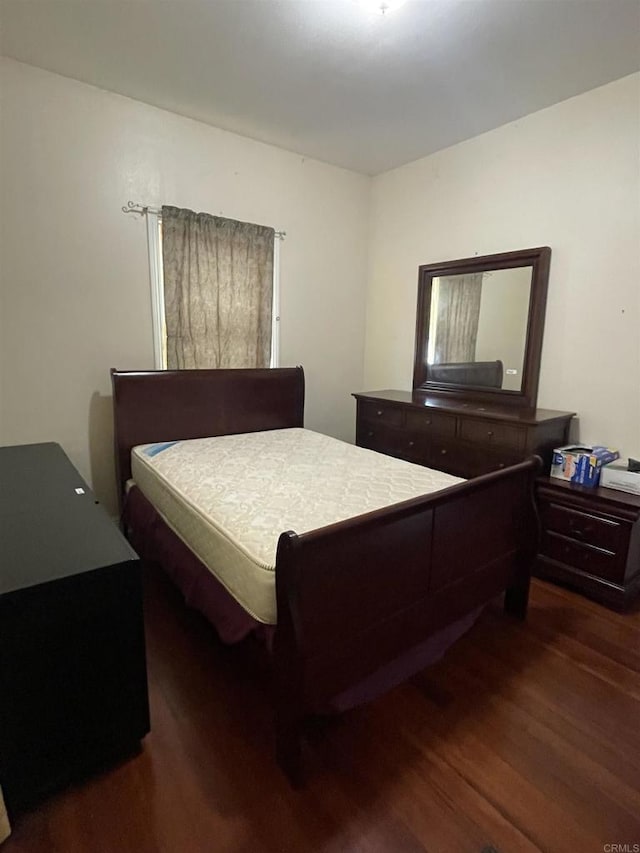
xmin=111 ymin=366 xmax=541 ymax=786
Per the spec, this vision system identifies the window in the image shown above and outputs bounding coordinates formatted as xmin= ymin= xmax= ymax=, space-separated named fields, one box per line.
xmin=145 ymin=209 xmax=281 ymax=370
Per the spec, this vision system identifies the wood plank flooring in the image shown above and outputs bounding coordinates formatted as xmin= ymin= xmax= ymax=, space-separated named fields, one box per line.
xmin=4 ymin=570 xmax=640 ymax=853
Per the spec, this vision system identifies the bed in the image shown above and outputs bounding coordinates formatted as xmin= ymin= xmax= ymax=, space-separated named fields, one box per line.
xmin=111 ymin=366 xmax=540 ymax=786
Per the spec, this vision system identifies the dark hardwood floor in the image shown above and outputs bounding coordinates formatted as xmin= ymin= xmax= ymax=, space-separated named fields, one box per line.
xmin=5 ymin=569 xmax=640 ymax=853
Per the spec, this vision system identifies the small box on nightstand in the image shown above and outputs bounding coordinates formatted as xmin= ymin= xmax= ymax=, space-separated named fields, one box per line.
xmin=600 ymin=460 xmax=640 ymax=496
xmin=550 ymin=445 xmax=619 ymax=488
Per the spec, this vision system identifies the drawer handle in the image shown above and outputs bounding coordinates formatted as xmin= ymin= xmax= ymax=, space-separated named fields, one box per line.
xmin=424 ymin=419 xmax=431 ymax=426
xmin=408 ymin=440 xmax=415 ymax=447
xmin=367 ymin=431 xmax=374 ymax=438
xmin=440 ymin=449 xmax=448 ymax=455
xmin=569 ymin=523 xmax=592 ymax=539
xmin=376 ymin=410 xmax=383 ymax=416
xmin=487 ymin=430 xmax=494 ymax=437
xmin=498 ymin=463 xmax=505 ymax=469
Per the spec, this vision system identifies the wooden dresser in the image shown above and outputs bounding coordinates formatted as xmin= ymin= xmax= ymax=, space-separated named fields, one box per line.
xmin=353 ymin=389 xmax=574 ymax=479
xmin=535 ymin=476 xmax=640 ymax=609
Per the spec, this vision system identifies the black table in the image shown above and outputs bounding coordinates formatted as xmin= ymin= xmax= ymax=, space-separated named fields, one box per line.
xmin=0 ymin=442 xmax=149 ymax=814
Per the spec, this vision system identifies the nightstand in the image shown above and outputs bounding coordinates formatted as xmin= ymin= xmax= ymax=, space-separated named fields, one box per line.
xmin=535 ymin=476 xmax=640 ymax=609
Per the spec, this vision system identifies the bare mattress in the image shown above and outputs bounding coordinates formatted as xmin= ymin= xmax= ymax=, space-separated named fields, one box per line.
xmin=131 ymin=428 xmax=464 ymax=624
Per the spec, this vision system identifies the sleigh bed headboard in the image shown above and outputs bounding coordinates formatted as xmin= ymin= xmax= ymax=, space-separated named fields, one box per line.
xmin=111 ymin=366 xmax=305 ymax=506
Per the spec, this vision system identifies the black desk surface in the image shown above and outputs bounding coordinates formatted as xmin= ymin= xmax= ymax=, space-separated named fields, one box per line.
xmin=0 ymin=442 xmax=137 ymax=595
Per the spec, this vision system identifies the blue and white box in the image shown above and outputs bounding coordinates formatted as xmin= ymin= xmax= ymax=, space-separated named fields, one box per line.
xmin=550 ymin=445 xmax=620 ymax=488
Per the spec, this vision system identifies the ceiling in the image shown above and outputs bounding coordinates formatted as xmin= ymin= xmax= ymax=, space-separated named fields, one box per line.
xmin=1 ymin=0 xmax=639 ymax=175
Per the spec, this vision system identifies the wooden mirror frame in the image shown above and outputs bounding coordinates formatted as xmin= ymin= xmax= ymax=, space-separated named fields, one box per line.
xmin=412 ymin=246 xmax=551 ymax=409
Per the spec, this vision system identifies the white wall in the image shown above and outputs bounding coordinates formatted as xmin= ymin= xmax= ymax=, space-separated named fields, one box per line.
xmin=0 ymin=59 xmax=370 ymax=514
xmin=365 ymin=73 xmax=640 ymax=455
xmin=2 ymin=60 xmax=638 ymax=514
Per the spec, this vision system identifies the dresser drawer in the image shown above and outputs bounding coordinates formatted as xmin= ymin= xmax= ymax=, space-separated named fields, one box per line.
xmin=405 ymin=410 xmax=456 ymax=438
xmin=541 ymin=531 xmax=623 ymax=583
xmin=425 ymin=441 xmax=520 ymax=478
xmin=425 ymin=442 xmax=472 ymax=478
xmin=358 ymin=423 xmax=425 ymax=464
xmin=359 ymin=401 xmax=404 ymax=428
xmin=459 ymin=418 xmax=526 ymax=451
xmin=427 ymin=441 xmax=455 ymax=473
xmin=539 ymin=502 xmax=624 ymax=553
xmin=472 ymin=449 xmax=522 ymax=477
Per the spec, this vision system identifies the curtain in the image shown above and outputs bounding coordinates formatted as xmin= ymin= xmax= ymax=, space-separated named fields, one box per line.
xmin=433 ymin=273 xmax=483 ymax=363
xmin=162 ymin=206 xmax=274 ymax=369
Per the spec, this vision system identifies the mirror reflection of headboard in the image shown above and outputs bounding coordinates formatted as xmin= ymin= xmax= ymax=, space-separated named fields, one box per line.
xmin=426 ymin=360 xmax=503 ymax=389
xmin=413 ymin=247 xmax=551 ymax=409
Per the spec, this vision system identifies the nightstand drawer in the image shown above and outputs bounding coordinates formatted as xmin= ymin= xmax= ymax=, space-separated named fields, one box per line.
xmin=459 ymin=418 xmax=526 ymax=451
xmin=359 ymin=401 xmax=404 ymax=428
xmin=405 ymin=410 xmax=456 ymax=437
xmin=540 ymin=502 xmax=623 ymax=553
xmin=541 ymin=531 xmax=622 ymax=583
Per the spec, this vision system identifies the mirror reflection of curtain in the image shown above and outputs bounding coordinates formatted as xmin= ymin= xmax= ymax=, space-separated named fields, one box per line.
xmin=162 ymin=206 xmax=274 ymax=370
xmin=0 ymin=786 xmax=9 ymax=843
xmin=434 ymin=273 xmax=483 ymax=363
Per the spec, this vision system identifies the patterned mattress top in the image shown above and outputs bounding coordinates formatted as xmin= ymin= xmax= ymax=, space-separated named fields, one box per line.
xmin=132 ymin=428 xmax=464 ymax=570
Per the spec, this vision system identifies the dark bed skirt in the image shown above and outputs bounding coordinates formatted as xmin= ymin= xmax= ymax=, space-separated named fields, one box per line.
xmin=124 ymin=486 xmax=482 ymax=712
xmin=124 ymin=486 xmax=273 ymax=645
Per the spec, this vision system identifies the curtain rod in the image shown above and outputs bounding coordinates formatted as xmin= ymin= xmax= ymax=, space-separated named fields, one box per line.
xmin=122 ymin=201 xmax=286 ymax=240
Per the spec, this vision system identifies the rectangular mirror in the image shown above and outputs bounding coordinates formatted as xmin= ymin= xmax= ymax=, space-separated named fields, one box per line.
xmin=414 ymin=247 xmax=551 ymax=408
